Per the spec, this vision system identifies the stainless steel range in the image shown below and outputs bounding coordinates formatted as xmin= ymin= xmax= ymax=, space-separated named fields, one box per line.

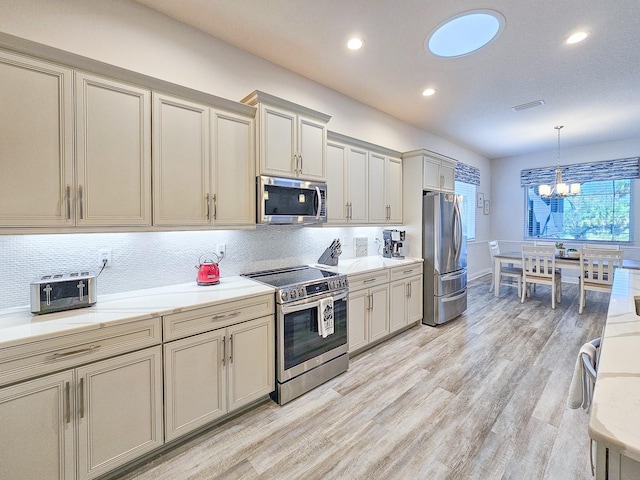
xmin=242 ymin=265 xmax=349 ymax=405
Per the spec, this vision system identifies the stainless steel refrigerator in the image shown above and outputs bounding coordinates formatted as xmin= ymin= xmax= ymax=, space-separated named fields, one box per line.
xmin=422 ymin=191 xmax=467 ymax=326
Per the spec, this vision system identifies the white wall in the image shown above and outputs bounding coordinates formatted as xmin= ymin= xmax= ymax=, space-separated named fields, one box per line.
xmin=0 ymin=0 xmax=492 ymax=309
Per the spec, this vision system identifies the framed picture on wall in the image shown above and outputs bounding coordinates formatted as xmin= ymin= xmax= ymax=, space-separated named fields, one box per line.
xmin=477 ymin=192 xmax=485 ymax=208
xmin=483 ymin=200 xmax=490 ymax=215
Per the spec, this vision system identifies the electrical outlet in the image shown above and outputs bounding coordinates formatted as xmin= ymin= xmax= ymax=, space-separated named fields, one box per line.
xmin=216 ymin=243 xmax=226 ymax=258
xmin=98 ymin=249 xmax=112 ymax=267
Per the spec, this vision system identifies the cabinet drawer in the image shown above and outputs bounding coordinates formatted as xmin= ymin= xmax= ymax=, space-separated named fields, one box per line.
xmin=163 ymin=293 xmax=275 ymax=341
xmin=348 ymin=269 xmax=390 ymax=291
xmin=0 ymin=317 xmax=162 ymax=387
xmin=390 ymin=263 xmax=423 ymax=282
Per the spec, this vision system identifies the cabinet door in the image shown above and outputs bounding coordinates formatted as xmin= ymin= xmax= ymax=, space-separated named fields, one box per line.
xmin=347 ymin=146 xmax=368 ymax=223
xmin=441 ymin=160 xmax=456 ymax=193
xmin=368 ymin=152 xmax=387 ymax=223
xmin=259 ymin=104 xmax=296 ymax=177
xmin=387 ymin=157 xmax=403 ymax=223
xmin=227 ymin=316 xmax=274 ymax=412
xmin=153 ymin=93 xmax=210 ymax=226
xmin=407 ymin=275 xmax=423 ymax=323
xmin=0 ymin=371 xmax=75 ymax=480
xmin=348 ymin=289 xmax=369 ymax=353
xmin=163 ymin=330 xmax=226 ymax=442
xmin=75 ymin=72 xmax=151 ymax=226
xmin=423 ymin=157 xmax=441 ymax=190
xmin=0 ymin=51 xmax=74 ymax=227
xmin=297 ymin=115 xmax=326 ymax=181
xmin=369 ymin=284 xmax=390 ymax=343
xmin=326 ymin=141 xmax=348 ymax=223
xmin=389 ymin=280 xmax=408 ymax=333
xmin=76 ymin=346 xmax=163 ymax=480
xmin=211 ymin=110 xmax=255 ymax=226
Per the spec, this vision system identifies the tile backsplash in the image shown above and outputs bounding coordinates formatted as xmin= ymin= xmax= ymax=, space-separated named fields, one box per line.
xmin=0 ymin=226 xmax=384 ymax=310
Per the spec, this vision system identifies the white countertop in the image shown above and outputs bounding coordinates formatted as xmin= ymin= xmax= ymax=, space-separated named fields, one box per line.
xmin=312 ymin=256 xmax=423 ymax=275
xmin=0 ymin=276 xmax=274 ymax=349
xmin=589 ymin=268 xmax=640 ymax=461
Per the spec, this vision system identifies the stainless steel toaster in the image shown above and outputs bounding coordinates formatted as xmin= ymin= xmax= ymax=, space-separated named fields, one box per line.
xmin=30 ymin=272 xmax=97 ymax=314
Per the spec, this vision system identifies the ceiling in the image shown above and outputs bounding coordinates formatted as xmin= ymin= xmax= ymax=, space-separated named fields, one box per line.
xmin=133 ymin=0 xmax=640 ymax=159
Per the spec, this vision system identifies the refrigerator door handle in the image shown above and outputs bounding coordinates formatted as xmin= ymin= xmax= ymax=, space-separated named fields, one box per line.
xmin=452 ymin=199 xmax=462 ymax=262
xmin=441 ymin=289 xmax=467 ymax=303
xmin=441 ymin=270 xmax=466 ymax=281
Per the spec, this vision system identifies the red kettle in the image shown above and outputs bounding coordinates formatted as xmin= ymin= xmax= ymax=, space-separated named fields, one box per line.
xmin=196 ymin=253 xmax=221 ymax=286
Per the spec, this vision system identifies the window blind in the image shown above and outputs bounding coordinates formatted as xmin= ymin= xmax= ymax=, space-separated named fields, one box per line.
xmin=455 ymin=162 xmax=480 ymax=186
xmin=520 ymin=157 xmax=639 ymax=187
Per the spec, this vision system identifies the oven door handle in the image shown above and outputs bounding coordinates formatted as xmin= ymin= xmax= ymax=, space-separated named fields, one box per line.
xmin=280 ymin=290 xmax=348 ymax=315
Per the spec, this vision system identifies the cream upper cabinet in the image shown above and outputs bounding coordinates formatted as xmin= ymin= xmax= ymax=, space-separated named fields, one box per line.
xmin=153 ymin=92 xmax=255 ymax=227
xmin=325 ymin=140 xmax=368 ymax=224
xmin=421 ymin=153 xmax=456 ymax=192
xmin=347 ymin=145 xmax=369 ymax=223
xmin=0 ymin=50 xmax=74 ymax=227
xmin=387 ymin=157 xmax=403 ymax=223
xmin=241 ymin=90 xmax=330 ymax=181
xmin=75 ymin=72 xmax=151 ymax=226
xmin=0 ymin=371 xmax=75 ymax=480
xmin=368 ymin=152 xmax=387 ymax=223
xmin=210 ymin=110 xmax=255 ymax=226
xmin=153 ymin=92 xmax=210 ymax=226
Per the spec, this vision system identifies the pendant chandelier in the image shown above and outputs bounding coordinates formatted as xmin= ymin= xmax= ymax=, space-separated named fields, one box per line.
xmin=539 ymin=125 xmax=580 ymax=197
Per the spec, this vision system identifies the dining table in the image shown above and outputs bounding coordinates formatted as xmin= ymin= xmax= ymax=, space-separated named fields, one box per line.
xmin=492 ymin=251 xmax=640 ymax=297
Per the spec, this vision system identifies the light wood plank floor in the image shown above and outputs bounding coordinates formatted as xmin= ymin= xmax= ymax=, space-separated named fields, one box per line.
xmin=119 ymin=276 xmax=606 ymax=480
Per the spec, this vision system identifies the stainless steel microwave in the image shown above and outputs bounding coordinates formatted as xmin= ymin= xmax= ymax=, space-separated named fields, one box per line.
xmin=257 ymin=175 xmax=327 ymax=224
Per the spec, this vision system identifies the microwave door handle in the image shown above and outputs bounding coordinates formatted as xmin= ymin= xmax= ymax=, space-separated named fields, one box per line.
xmin=315 ymin=186 xmax=322 ymax=220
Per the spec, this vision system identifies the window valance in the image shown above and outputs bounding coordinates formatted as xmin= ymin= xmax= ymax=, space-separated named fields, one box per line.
xmin=520 ymin=157 xmax=639 ymax=187
xmin=455 ymin=162 xmax=480 ymax=186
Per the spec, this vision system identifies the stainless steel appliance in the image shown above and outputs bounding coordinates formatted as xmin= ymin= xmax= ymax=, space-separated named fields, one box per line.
xmin=257 ymin=175 xmax=327 ymax=224
xmin=423 ymin=192 xmax=467 ymax=326
xmin=383 ymin=229 xmax=405 ymax=259
xmin=243 ymin=266 xmax=348 ymax=404
xmin=30 ymin=272 xmax=97 ymax=314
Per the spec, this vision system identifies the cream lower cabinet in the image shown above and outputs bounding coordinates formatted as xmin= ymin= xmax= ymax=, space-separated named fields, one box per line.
xmin=152 ymin=92 xmax=254 ymax=227
xmin=348 ymin=269 xmax=390 ymax=354
xmin=163 ymin=316 xmax=274 ymax=442
xmin=389 ymin=266 xmax=423 ymax=333
xmin=595 ymin=442 xmax=640 ymax=480
xmin=163 ymin=294 xmax=275 ymax=442
xmin=0 ymin=346 xmax=163 ymax=480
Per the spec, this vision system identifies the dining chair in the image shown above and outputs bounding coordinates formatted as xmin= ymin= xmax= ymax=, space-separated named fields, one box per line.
xmin=488 ymin=240 xmax=523 ymax=296
xmin=521 ymin=245 xmax=562 ymax=309
xmin=579 ymin=248 xmax=623 ymax=314
xmin=583 ymin=243 xmax=621 ymax=250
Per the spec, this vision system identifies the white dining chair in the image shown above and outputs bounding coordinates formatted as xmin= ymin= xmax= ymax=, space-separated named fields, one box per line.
xmin=521 ymin=245 xmax=562 ymax=309
xmin=579 ymin=248 xmax=623 ymax=314
xmin=488 ymin=240 xmax=523 ymax=296
xmin=583 ymin=243 xmax=620 ymax=250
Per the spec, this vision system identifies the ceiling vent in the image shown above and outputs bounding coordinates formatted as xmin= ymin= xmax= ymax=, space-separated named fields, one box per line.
xmin=511 ymin=100 xmax=546 ymax=112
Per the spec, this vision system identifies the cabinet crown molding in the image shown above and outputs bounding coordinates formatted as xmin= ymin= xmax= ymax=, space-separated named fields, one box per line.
xmin=241 ymin=90 xmax=331 ymax=122
xmin=402 ymin=148 xmax=457 ymax=164
xmin=327 ymin=131 xmax=401 ymax=158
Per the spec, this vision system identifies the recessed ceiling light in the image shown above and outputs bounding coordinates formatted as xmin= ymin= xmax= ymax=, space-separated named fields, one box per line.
xmin=427 ymin=10 xmax=505 ymax=58
xmin=347 ymin=37 xmax=364 ymax=50
xmin=566 ymin=31 xmax=589 ymax=44
xmin=422 ymin=88 xmax=436 ymax=97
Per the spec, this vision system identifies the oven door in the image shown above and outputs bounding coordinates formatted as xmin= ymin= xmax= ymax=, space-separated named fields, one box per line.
xmin=277 ymin=290 xmax=348 ymax=382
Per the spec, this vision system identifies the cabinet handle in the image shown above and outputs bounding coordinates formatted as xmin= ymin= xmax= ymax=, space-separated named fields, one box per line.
xmin=47 ymin=345 xmax=99 ymax=361
xmin=79 ymin=377 xmax=85 ymax=419
xmin=65 ymin=381 xmax=71 ymax=424
xmin=66 ymin=185 xmax=71 ymax=220
xmin=364 ymin=278 xmax=376 ymax=284
xmin=386 ymin=205 xmax=390 ymax=220
xmin=229 ymin=334 xmax=233 ymax=364
xmin=211 ymin=310 xmax=241 ymax=321
xmin=369 ymin=294 xmax=373 ymax=311
xmin=345 ymin=203 xmax=349 ymax=220
xmin=206 ymin=194 xmax=210 ymax=220
xmin=298 ymin=153 xmax=303 ymax=174
xmin=403 ymin=269 xmax=414 ymax=274
xmin=222 ymin=337 xmax=226 ymax=367
xmin=407 ymin=283 xmax=412 ymax=298
xmin=293 ymin=154 xmax=299 ymax=175
xmin=349 ymin=202 xmax=353 ymax=220
xmin=213 ymin=193 xmax=217 ymax=220
xmin=78 ymin=185 xmax=84 ymax=219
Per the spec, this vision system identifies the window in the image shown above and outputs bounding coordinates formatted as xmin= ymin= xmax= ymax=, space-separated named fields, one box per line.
xmin=521 ymin=157 xmax=638 ymax=242
xmin=455 ymin=181 xmax=476 ymax=241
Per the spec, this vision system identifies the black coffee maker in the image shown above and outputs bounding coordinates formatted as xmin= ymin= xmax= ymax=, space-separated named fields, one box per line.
xmin=383 ymin=229 xmax=405 ymax=258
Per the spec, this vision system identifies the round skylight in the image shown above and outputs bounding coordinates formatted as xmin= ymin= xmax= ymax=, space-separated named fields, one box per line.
xmin=427 ymin=10 xmax=505 ymax=58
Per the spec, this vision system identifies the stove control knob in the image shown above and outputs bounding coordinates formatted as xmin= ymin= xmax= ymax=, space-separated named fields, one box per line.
xmin=298 ymin=287 xmax=305 ymax=298
xmin=290 ymin=289 xmax=297 ymax=299
xmin=281 ymin=291 xmax=288 ymax=302
xmin=328 ymin=281 xmax=334 ymax=289
xmin=342 ymin=278 xmax=348 ymax=288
